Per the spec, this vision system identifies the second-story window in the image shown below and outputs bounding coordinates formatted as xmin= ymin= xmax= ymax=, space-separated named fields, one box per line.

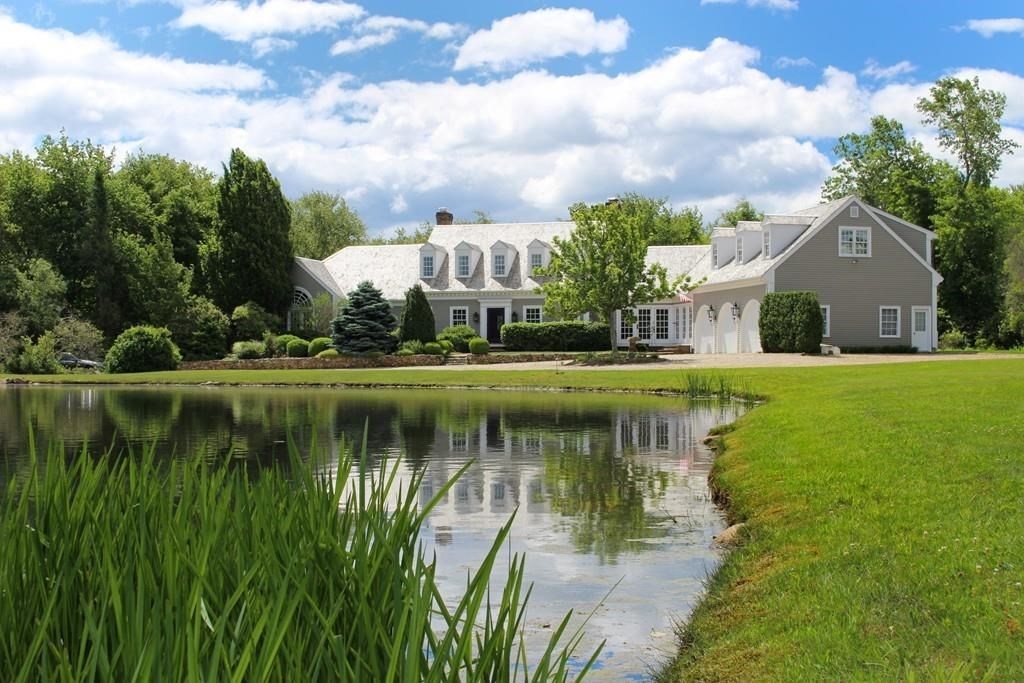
xmin=712 ymin=242 xmax=719 ymax=268
xmin=530 ymin=252 xmax=543 ymax=274
xmin=762 ymin=230 xmax=771 ymax=258
xmin=840 ymin=227 xmax=871 ymax=257
xmin=457 ymin=254 xmax=470 ymax=277
xmin=421 ymin=254 xmax=434 ymax=278
xmin=493 ymin=253 xmax=506 ymax=277
xmin=736 ymin=237 xmax=744 ymax=264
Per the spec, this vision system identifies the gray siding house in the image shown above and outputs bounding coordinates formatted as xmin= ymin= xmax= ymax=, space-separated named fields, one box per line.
xmin=291 ymin=196 xmax=941 ymax=352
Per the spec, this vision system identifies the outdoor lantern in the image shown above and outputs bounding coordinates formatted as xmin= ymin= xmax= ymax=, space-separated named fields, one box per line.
xmin=511 ymin=311 xmax=519 ymax=322
xmin=707 ymin=305 xmax=715 ymax=322
xmin=472 ymin=311 xmax=480 ymax=323
xmin=731 ymin=303 xmax=740 ymax=320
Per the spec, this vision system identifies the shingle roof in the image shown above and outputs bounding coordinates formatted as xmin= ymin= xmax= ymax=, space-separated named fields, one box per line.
xmin=295 ymin=256 xmax=344 ymax=298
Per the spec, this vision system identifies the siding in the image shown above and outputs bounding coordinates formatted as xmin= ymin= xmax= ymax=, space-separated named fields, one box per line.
xmin=876 ymin=214 xmax=930 ymax=263
xmin=774 ymin=208 xmax=933 ymax=348
xmin=692 ymin=284 xmax=766 ymax=317
xmin=290 ymin=262 xmax=334 ymax=300
xmin=424 ymin=297 xmax=548 ymax=336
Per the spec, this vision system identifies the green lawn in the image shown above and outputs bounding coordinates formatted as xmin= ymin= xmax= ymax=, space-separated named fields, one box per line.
xmin=4 ymin=359 xmax=1023 ymax=679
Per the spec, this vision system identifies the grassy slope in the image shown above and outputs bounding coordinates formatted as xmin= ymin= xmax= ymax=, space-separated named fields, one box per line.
xmin=4 ymin=360 xmax=1024 ymax=679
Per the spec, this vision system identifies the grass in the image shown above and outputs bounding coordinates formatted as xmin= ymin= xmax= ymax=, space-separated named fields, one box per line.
xmin=0 ymin=439 xmax=600 ymax=681
xmin=5 ymin=359 xmax=1024 ymax=679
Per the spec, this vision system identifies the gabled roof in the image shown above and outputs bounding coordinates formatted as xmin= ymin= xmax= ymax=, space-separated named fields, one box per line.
xmin=323 ymin=244 xmax=422 ymax=300
xmin=295 ymin=256 xmax=344 ymax=298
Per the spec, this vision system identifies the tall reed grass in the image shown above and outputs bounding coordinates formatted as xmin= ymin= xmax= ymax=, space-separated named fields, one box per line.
xmin=0 ymin=438 xmax=600 ymax=681
xmin=680 ymin=371 xmax=756 ymax=401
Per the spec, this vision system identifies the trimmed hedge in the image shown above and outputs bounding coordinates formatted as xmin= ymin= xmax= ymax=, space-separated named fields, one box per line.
xmin=500 ymin=321 xmax=610 ymax=352
xmin=286 ymin=339 xmax=310 ymax=358
xmin=105 ymin=326 xmax=181 ymax=374
xmin=232 ymin=341 xmax=266 ymax=359
xmin=468 ymin=337 xmax=490 ymax=355
xmin=759 ymin=291 xmax=823 ymax=353
xmin=308 ymin=337 xmax=333 ymax=356
xmin=315 ymin=348 xmax=339 ymax=358
xmin=437 ymin=325 xmax=477 ymax=352
xmin=423 ymin=342 xmax=443 ymax=356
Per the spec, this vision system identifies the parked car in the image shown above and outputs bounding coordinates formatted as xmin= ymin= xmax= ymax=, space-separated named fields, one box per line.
xmin=58 ymin=352 xmax=102 ymax=370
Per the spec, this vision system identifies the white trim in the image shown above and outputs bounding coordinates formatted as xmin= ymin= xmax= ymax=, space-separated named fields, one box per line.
xmin=421 ymin=254 xmax=435 ymax=278
xmin=522 ymin=305 xmax=542 ymax=324
xmin=821 ymin=304 xmax=831 ymax=338
xmin=449 ymin=306 xmax=469 ymax=328
xmin=456 ymin=253 xmax=471 ymax=278
xmin=692 ymin=277 xmax=766 ymax=294
xmin=478 ymin=298 xmax=512 ymax=344
xmin=860 ymin=203 xmax=942 ymax=278
xmin=879 ymin=305 xmax=901 ymax=338
xmin=911 ymin=305 xmax=931 ymax=351
xmin=867 ymin=205 xmax=934 ymax=237
xmin=850 ymin=205 xmax=859 ymax=218
xmin=931 ymin=272 xmax=940 ymax=350
xmin=838 ymin=226 xmax=872 ymax=258
xmin=294 ymin=258 xmax=343 ymax=299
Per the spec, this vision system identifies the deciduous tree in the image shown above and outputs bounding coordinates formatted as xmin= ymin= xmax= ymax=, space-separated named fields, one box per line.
xmin=617 ymin=193 xmax=708 ymax=245
xmin=714 ymin=199 xmax=763 ymax=227
xmin=290 ymin=191 xmax=367 ymax=259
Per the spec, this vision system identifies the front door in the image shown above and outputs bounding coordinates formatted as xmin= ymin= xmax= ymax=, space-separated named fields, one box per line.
xmin=912 ymin=306 xmax=931 ymax=351
xmin=486 ymin=307 xmax=505 ymax=344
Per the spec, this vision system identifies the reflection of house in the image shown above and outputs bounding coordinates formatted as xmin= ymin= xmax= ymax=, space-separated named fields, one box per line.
xmin=293 ymin=197 xmax=939 ymax=351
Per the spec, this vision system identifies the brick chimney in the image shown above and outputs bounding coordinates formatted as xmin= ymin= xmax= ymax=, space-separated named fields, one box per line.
xmin=436 ymin=207 xmax=453 ymax=225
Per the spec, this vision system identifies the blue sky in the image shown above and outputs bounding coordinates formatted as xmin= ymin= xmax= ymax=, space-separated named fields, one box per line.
xmin=2 ymin=0 xmax=1023 ymax=233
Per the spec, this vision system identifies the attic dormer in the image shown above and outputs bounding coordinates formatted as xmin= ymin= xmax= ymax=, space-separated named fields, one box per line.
xmin=734 ymin=221 xmax=762 ymax=265
xmin=710 ymin=228 xmax=736 ymax=269
xmin=452 ymin=240 xmax=482 ymax=278
xmin=762 ymin=214 xmax=814 ymax=258
xmin=490 ymin=240 xmax=517 ymax=279
xmin=419 ymin=242 xmax=446 ymax=279
xmin=526 ymin=239 xmax=550 ymax=276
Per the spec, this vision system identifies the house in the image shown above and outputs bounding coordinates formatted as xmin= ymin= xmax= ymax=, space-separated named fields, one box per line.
xmin=291 ymin=196 xmax=941 ymax=352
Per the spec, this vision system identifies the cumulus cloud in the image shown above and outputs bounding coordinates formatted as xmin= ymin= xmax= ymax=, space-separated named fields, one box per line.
xmin=330 ymin=15 xmax=467 ymax=56
xmin=861 ymin=59 xmax=916 ymax=81
xmin=173 ymin=0 xmax=364 ymax=42
xmin=962 ymin=18 xmax=1024 ymax=38
xmin=701 ymin=0 xmax=798 ymax=11
xmin=775 ymin=56 xmax=813 ymax=69
xmin=251 ymin=37 xmax=297 ymax=58
xmin=453 ymin=8 xmax=629 ymax=72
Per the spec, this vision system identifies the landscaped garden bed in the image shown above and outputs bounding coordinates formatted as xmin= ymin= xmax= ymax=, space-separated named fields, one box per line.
xmin=180 ymin=355 xmax=445 ymax=370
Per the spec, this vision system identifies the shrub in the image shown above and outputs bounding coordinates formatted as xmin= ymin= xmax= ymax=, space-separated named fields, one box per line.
xmin=230 ymin=302 xmax=281 ymax=343
xmin=316 ymin=348 xmax=339 ymax=358
xmin=262 ymin=332 xmax=279 ymax=358
xmin=0 ymin=312 xmax=27 ymax=368
xmin=273 ymin=334 xmax=300 ymax=356
xmin=172 ymin=297 xmax=230 ymax=361
xmin=399 ymin=284 xmax=436 ymax=344
xmin=468 ymin=337 xmax=490 ymax=355
xmin=437 ymin=324 xmax=478 ymax=352
xmin=50 ymin=316 xmax=105 ymax=361
xmin=423 ymin=342 xmax=443 ymax=356
xmin=759 ymin=292 xmax=823 ymax=353
xmin=5 ymin=332 xmax=62 ymax=374
xmin=395 ymin=348 xmax=414 ymax=357
xmin=309 ymin=337 xmax=333 ymax=356
xmin=104 ymin=326 xmax=181 ymax=374
xmin=400 ymin=340 xmax=426 ymax=354
xmin=286 ymin=339 xmax=310 ymax=358
xmin=500 ymin=321 xmax=610 ymax=351
xmin=232 ymin=341 xmax=267 ymax=359
xmin=939 ymin=328 xmax=969 ymax=350
xmin=438 ymin=339 xmax=454 ymax=353
xmin=331 ymin=281 xmax=399 ymax=355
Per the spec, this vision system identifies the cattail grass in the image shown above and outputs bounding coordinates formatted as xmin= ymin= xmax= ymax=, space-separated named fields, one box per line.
xmin=0 ymin=438 xmax=601 ymax=681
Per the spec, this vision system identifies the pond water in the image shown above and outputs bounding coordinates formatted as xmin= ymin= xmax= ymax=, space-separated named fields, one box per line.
xmin=0 ymin=385 xmax=742 ymax=680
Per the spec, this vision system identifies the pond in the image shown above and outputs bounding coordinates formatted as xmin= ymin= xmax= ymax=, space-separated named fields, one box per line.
xmin=0 ymin=385 xmax=742 ymax=680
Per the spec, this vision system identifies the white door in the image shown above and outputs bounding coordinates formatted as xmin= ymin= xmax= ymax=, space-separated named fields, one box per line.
xmin=912 ymin=306 xmax=931 ymax=352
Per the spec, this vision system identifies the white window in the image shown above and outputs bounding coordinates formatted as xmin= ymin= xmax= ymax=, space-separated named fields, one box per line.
xmin=821 ymin=305 xmax=830 ymax=338
xmin=712 ymin=242 xmax=719 ymax=268
xmin=655 ymin=309 xmax=669 ymax=340
xmin=762 ymin=230 xmax=771 ymax=258
xmin=637 ymin=309 xmax=651 ymax=340
xmin=681 ymin=306 xmax=692 ymax=342
xmin=850 ymin=205 xmax=859 ymax=218
xmin=457 ymin=254 xmax=470 ymax=277
xmin=450 ymin=306 xmax=468 ymax=327
xmin=620 ymin=311 xmax=633 ymax=340
xmin=524 ymin=306 xmax=542 ymax=324
xmin=493 ymin=253 xmax=506 ymax=277
xmin=530 ymin=252 xmax=543 ymax=274
xmin=736 ymin=237 xmax=744 ymax=264
xmin=839 ymin=227 xmax=871 ymax=257
xmin=879 ymin=306 xmax=900 ymax=338
xmin=421 ymin=254 xmax=434 ymax=278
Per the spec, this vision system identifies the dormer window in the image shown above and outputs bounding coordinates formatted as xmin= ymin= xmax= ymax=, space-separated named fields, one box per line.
xmin=452 ymin=240 xmax=481 ymax=279
xmin=421 ymin=254 xmax=434 ymax=278
xmin=712 ymin=242 xmax=719 ymax=269
xmin=457 ymin=254 xmax=470 ymax=277
xmin=526 ymin=239 xmax=549 ymax=277
xmin=736 ymin=237 xmax=744 ymax=264
xmin=530 ymin=252 xmax=543 ymax=273
xmin=762 ymin=230 xmax=771 ymax=259
xmin=490 ymin=240 xmax=517 ymax=279
xmin=493 ymin=253 xmax=506 ymax=277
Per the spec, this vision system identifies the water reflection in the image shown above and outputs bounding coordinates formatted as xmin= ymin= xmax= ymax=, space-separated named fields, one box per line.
xmin=0 ymin=385 xmax=741 ymax=680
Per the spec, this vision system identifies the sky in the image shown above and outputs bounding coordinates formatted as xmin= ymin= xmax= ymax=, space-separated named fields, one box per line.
xmin=2 ymin=0 xmax=1023 ymax=234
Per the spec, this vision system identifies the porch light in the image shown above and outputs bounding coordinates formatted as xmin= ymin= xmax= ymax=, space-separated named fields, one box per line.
xmin=707 ymin=305 xmax=716 ymax=322
xmin=731 ymin=303 xmax=740 ymax=320
xmin=511 ymin=311 xmax=519 ymax=322
xmin=472 ymin=311 xmax=480 ymax=323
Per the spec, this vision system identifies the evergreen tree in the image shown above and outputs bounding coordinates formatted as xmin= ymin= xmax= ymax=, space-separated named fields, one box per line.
xmin=331 ymin=281 xmax=399 ymax=354
xmin=204 ymin=149 xmax=293 ymax=315
xmin=399 ymin=284 xmax=435 ymax=343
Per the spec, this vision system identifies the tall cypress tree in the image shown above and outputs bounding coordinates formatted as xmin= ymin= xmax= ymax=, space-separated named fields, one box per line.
xmin=331 ymin=281 xmax=399 ymax=354
xmin=399 ymin=284 xmax=436 ymax=343
xmin=206 ymin=149 xmax=292 ymax=315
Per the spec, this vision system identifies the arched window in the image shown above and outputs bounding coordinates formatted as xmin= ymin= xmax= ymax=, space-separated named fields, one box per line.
xmin=293 ymin=288 xmax=313 ymax=308
xmin=288 ymin=287 xmax=314 ymax=330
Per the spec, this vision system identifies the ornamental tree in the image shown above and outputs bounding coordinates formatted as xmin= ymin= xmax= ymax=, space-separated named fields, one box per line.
xmin=399 ymin=284 xmax=436 ymax=343
xmin=537 ymin=201 xmax=691 ymax=350
xmin=331 ymin=281 xmax=399 ymax=354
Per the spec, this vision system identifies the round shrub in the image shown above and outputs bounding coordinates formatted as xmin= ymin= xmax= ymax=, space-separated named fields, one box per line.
xmin=286 ymin=339 xmax=310 ymax=358
xmin=423 ymin=342 xmax=443 ymax=356
xmin=172 ymin=296 xmax=230 ymax=361
xmin=232 ymin=341 xmax=266 ymax=359
xmin=230 ymin=302 xmax=280 ymax=343
xmin=274 ymin=334 xmax=300 ymax=356
xmin=468 ymin=337 xmax=490 ymax=355
xmin=316 ymin=348 xmax=339 ymax=358
xmin=395 ymin=348 xmax=414 ymax=357
xmin=438 ymin=339 xmax=454 ymax=353
xmin=309 ymin=337 xmax=333 ymax=356
xmin=400 ymin=339 xmax=426 ymax=355
xmin=105 ymin=326 xmax=181 ymax=374
xmin=939 ymin=328 xmax=969 ymax=350
xmin=437 ymin=324 xmax=477 ymax=352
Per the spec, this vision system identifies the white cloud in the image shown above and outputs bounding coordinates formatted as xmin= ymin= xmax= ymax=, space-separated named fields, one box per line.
xmin=775 ymin=56 xmax=813 ymax=69
xmin=330 ymin=30 xmax=397 ymax=55
xmin=453 ymin=8 xmax=629 ymax=72
xmin=861 ymin=59 xmax=916 ymax=81
xmin=963 ymin=18 xmax=1024 ymax=38
xmin=390 ymin=193 xmax=408 ymax=213
xmin=173 ymin=0 xmax=364 ymax=42
xmin=701 ymin=0 xmax=798 ymax=11
xmin=330 ymin=14 xmax=467 ymax=56
xmin=251 ymin=37 xmax=297 ymax=58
